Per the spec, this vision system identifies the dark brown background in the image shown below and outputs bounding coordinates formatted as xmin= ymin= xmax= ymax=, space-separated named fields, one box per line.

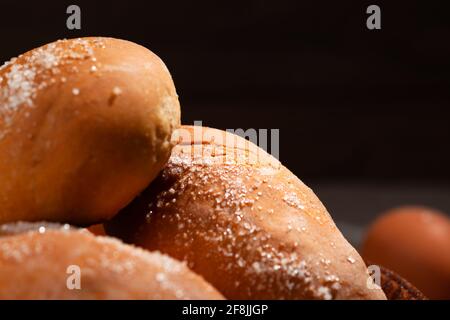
xmin=1 ymin=0 xmax=449 ymax=244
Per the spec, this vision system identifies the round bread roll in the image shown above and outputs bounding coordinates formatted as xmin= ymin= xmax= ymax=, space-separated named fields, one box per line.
xmin=105 ymin=126 xmax=386 ymax=300
xmin=0 ymin=223 xmax=223 ymax=299
xmin=0 ymin=37 xmax=180 ymax=225
xmin=362 ymin=206 xmax=450 ymax=300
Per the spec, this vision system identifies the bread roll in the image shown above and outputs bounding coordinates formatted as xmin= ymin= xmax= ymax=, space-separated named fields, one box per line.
xmin=362 ymin=206 xmax=450 ymax=299
xmin=0 ymin=223 xmax=223 ymax=299
xmin=0 ymin=37 xmax=180 ymax=225
xmin=105 ymin=126 xmax=386 ymax=300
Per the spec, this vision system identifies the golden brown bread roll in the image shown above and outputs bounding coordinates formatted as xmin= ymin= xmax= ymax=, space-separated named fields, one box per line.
xmin=0 ymin=222 xmax=223 ymax=299
xmin=362 ymin=206 xmax=450 ymax=300
xmin=105 ymin=126 xmax=387 ymax=300
xmin=0 ymin=37 xmax=180 ymax=225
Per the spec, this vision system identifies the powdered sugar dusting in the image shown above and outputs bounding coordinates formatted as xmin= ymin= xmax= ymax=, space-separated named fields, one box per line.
xmin=283 ymin=192 xmax=305 ymax=210
xmin=0 ymin=221 xmax=74 ymax=237
xmin=0 ymin=228 xmax=217 ymax=299
xmin=133 ymin=141 xmax=340 ymax=299
xmin=317 ymin=286 xmax=333 ymax=300
xmin=0 ymin=38 xmax=105 ymax=139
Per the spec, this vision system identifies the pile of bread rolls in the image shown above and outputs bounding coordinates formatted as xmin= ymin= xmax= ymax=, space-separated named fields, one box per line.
xmin=0 ymin=37 xmax=387 ymax=299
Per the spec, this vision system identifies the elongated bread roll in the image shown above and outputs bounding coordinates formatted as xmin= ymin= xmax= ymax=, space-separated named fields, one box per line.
xmin=105 ymin=126 xmax=387 ymax=300
xmin=0 ymin=37 xmax=180 ymax=225
xmin=0 ymin=223 xmax=223 ymax=299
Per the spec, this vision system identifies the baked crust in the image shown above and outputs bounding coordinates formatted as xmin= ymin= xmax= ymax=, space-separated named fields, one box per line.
xmin=0 ymin=37 xmax=180 ymax=225
xmin=0 ymin=225 xmax=223 ymax=299
xmin=106 ymin=126 xmax=387 ymax=300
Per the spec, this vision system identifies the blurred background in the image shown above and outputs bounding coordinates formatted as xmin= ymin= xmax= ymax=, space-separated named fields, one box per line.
xmin=0 ymin=0 xmax=449 ymax=246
